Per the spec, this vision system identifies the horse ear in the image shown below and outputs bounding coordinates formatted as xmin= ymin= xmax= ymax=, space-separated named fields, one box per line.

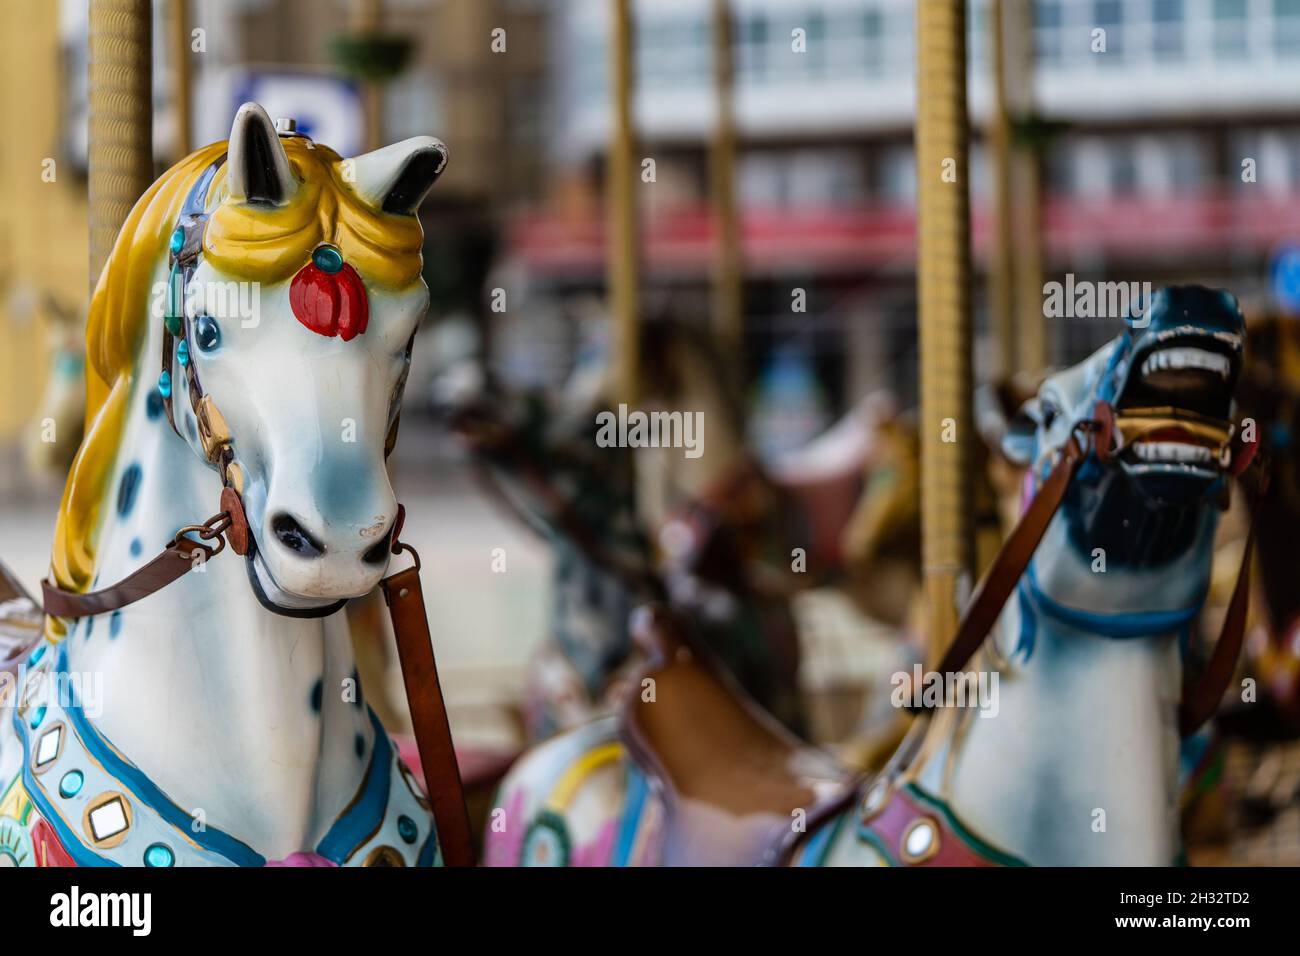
xmin=1002 ymin=398 xmax=1041 ymax=466
xmin=341 ymin=137 xmax=449 ymax=216
xmin=226 ymin=103 xmax=297 ymax=206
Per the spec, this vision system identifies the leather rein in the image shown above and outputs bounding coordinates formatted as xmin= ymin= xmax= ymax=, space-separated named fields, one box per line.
xmin=38 ymin=155 xmax=475 ymax=867
xmin=922 ymin=405 xmax=1263 ymax=738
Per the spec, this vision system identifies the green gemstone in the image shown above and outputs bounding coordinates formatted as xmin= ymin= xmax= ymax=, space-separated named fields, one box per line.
xmin=59 ymin=770 xmax=84 ymax=798
xmin=170 ymin=228 xmax=185 ymax=256
xmin=397 ymin=815 xmax=418 ymax=845
xmin=165 ymin=312 xmax=183 ymax=336
xmin=144 ymin=843 xmax=175 ymax=867
xmin=312 ymin=244 xmax=344 ymax=274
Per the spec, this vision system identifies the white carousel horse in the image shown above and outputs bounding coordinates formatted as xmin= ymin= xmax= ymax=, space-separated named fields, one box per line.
xmin=0 ymin=103 xmax=450 ymax=867
xmin=486 ymin=285 xmax=1252 ymax=867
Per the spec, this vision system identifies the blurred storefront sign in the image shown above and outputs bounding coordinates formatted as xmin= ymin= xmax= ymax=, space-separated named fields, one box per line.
xmin=195 ymin=69 xmax=364 ymax=157
xmin=508 ymin=193 xmax=1300 ymax=280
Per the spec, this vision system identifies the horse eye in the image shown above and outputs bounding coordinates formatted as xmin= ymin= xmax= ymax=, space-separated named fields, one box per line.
xmin=195 ymin=315 xmax=221 ymax=352
xmin=1041 ymin=404 xmax=1058 ymax=429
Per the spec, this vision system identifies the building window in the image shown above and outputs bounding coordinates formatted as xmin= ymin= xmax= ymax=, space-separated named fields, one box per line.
xmin=1152 ymin=0 xmax=1184 ymax=61
xmin=805 ymin=11 xmax=828 ymax=78
xmin=1212 ymin=0 xmax=1249 ymax=59
xmin=738 ymin=13 xmax=771 ymax=82
xmin=1276 ymin=0 xmax=1300 ymax=57
xmin=1110 ymin=141 xmax=1139 ymax=195
xmin=1094 ymin=0 xmax=1125 ymax=63
xmin=863 ymin=8 xmax=884 ymax=74
xmin=1034 ymin=0 xmax=1064 ymax=66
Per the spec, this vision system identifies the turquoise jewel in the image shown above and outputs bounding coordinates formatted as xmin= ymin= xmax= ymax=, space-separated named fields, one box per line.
xmin=177 ymin=339 xmax=190 ymax=367
xmin=397 ymin=815 xmax=418 ymax=845
xmin=59 ymin=770 xmax=84 ymax=798
xmin=165 ymin=264 xmax=184 ymax=334
xmin=144 ymin=843 xmax=175 ymax=867
xmin=170 ymin=227 xmax=185 ymax=256
xmin=158 ymin=370 xmax=172 ymax=399
xmin=28 ymin=705 xmax=46 ymax=729
xmin=312 ymin=244 xmax=344 ymax=274
xmin=28 ymin=643 xmax=46 ymax=666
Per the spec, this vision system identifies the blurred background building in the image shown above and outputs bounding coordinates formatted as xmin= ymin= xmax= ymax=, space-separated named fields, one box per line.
xmin=6 ymin=0 xmax=1300 ymax=453
xmin=517 ymin=0 xmax=1300 ymax=409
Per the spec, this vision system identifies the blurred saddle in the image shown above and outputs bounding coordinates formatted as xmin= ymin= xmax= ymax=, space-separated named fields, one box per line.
xmin=0 ymin=560 xmax=43 ymax=678
xmin=620 ymin=607 xmax=853 ymax=866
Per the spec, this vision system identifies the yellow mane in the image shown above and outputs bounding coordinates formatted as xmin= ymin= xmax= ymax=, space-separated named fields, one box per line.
xmin=48 ymin=137 xmax=425 ymax=634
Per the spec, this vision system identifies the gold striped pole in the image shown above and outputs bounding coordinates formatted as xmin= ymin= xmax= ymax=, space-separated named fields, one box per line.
xmin=915 ymin=0 xmax=975 ymax=663
xmin=170 ymin=0 xmax=192 ymax=158
xmin=1007 ymin=0 xmax=1046 ymax=375
xmin=353 ymin=0 xmax=384 ymax=152
xmin=711 ymin=0 xmax=743 ymax=371
xmin=88 ymin=0 xmax=153 ymax=298
xmin=608 ymin=0 xmax=640 ymax=403
xmin=988 ymin=0 xmax=1016 ymax=379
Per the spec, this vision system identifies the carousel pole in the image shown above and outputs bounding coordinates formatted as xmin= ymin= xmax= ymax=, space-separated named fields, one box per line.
xmin=88 ymin=0 xmax=153 ymax=298
xmin=169 ymin=0 xmax=192 ymax=158
xmin=988 ymin=0 xmax=1016 ymax=379
xmin=915 ymin=0 xmax=975 ymax=664
xmin=710 ymin=0 xmax=743 ymax=371
xmin=1008 ymin=0 xmax=1046 ymax=375
xmin=608 ymin=0 xmax=640 ymax=403
xmin=353 ymin=0 xmax=384 ymax=151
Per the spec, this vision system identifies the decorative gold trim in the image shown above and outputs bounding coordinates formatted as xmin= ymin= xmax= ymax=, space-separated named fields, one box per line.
xmin=197 ymin=395 xmax=232 ymax=460
xmin=362 ymin=845 xmax=406 ymax=867
xmin=83 ymin=792 xmax=133 ymax=849
xmin=399 ymin=761 xmax=430 ymax=810
xmin=225 ymin=460 xmax=244 ymax=494
xmin=859 ymin=780 xmax=890 ymax=824
xmin=31 ymin=721 xmax=66 ymax=775
xmin=899 ymin=816 xmax=941 ymax=865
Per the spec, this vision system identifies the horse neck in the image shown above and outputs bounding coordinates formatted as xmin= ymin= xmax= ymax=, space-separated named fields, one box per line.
xmin=64 ymin=328 xmax=375 ymax=860
xmin=914 ymin=513 xmax=1215 ymax=866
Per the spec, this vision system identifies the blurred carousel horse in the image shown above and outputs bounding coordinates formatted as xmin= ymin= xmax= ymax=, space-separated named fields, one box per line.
xmin=1185 ymin=311 xmax=1300 ymax=843
xmin=20 ymin=293 xmax=86 ymax=478
xmin=487 ymin=286 xmax=1261 ymax=866
xmin=450 ymin=318 xmax=925 ymax=743
xmin=0 ymin=104 xmax=454 ymax=866
xmin=1220 ymin=312 xmax=1300 ymax=737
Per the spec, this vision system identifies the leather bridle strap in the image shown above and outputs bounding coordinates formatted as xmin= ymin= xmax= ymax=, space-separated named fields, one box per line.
xmin=39 ymin=506 xmax=476 ymax=867
xmin=41 ymin=513 xmax=230 ymax=619
xmin=1178 ymin=470 xmax=1265 ymax=736
xmin=927 ymin=429 xmax=1087 ymax=681
xmin=379 ymin=538 xmax=476 ymax=867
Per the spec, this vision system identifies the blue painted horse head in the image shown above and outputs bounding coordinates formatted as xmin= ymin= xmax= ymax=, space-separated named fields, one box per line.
xmin=1005 ymin=284 xmax=1245 ymax=635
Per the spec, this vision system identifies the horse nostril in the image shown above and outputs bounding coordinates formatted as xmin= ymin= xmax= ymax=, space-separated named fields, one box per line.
xmin=271 ymin=513 xmax=325 ymax=558
xmin=361 ymin=533 xmax=392 ymax=566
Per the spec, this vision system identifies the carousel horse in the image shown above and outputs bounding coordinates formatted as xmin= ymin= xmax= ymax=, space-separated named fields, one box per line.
xmin=451 ymin=317 xmax=815 ymax=739
xmin=22 ymin=293 xmax=86 ymax=477
xmin=486 ymin=285 xmax=1256 ymax=866
xmin=453 ymin=315 xmax=923 ymax=743
xmin=1220 ymin=312 xmax=1300 ymax=737
xmin=0 ymin=103 xmax=455 ymax=867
